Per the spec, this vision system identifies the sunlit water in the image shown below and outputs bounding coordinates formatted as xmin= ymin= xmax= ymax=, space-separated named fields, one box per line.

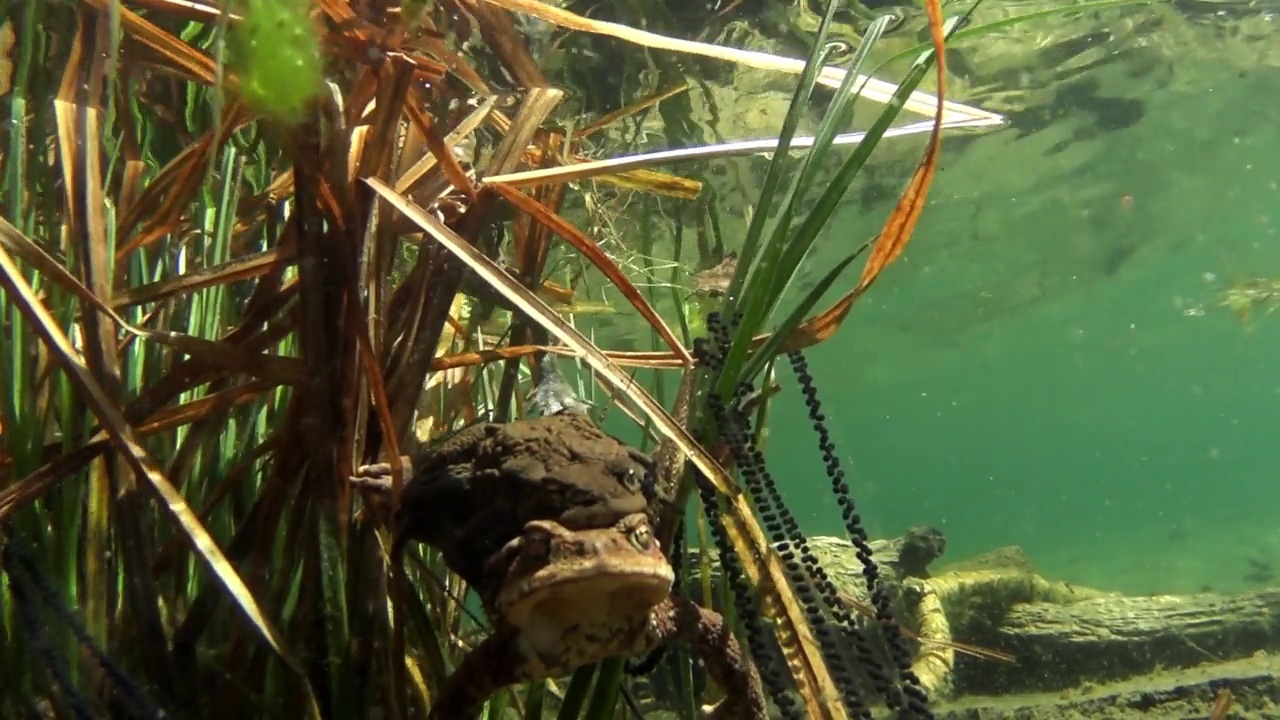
xmin=578 ymin=6 xmax=1280 ymax=603
xmin=768 ymin=51 xmax=1280 ymax=597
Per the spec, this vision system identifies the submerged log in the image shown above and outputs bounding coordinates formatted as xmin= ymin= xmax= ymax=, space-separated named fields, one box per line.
xmin=691 ymin=532 xmax=1280 ymax=714
xmin=783 ymin=538 xmax=1280 ymax=703
xmin=961 ymin=587 xmax=1280 ymax=694
xmin=938 ymin=653 xmax=1280 ymax=719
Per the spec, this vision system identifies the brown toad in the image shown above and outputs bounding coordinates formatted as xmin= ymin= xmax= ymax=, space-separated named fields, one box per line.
xmin=427 ymin=513 xmax=767 ymax=720
xmin=349 ymin=352 xmax=666 ymax=591
xmin=360 ymin=411 xmax=656 ymax=589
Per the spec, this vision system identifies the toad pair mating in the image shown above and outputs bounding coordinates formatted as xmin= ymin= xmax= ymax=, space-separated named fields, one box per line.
xmin=364 ymin=397 xmax=767 ymax=718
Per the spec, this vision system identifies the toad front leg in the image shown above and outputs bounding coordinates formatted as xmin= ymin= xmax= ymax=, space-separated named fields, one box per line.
xmin=654 ymin=596 xmax=768 ymax=720
xmin=427 ymin=626 xmax=523 ymax=720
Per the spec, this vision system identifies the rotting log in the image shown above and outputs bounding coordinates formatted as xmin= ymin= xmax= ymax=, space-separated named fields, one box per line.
xmin=699 ymin=532 xmax=1280 ymax=708
xmin=937 ymin=653 xmax=1280 ymax=719
xmin=779 ymin=538 xmax=1280 ymax=705
xmin=959 ymin=588 xmax=1280 ymax=695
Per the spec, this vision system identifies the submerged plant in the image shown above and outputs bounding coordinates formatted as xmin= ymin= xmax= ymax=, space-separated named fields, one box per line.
xmin=0 ymin=0 xmax=1067 ymax=717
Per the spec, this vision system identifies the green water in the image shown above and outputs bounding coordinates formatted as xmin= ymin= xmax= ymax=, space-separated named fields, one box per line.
xmin=767 ymin=58 xmax=1280 ymax=597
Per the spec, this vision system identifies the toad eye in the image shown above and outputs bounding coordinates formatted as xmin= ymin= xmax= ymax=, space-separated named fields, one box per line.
xmin=609 ymin=460 xmax=642 ymax=491
xmin=628 ymin=525 xmax=654 ymax=552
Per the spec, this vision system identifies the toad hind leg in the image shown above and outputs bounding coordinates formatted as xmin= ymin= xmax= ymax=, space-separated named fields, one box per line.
xmin=655 ymin=596 xmax=768 ymax=720
xmin=427 ymin=627 xmax=522 ymax=720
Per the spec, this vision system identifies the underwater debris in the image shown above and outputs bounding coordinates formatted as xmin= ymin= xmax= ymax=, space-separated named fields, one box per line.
xmin=1210 ymin=687 xmax=1234 ymax=720
xmin=527 ymin=349 xmax=593 ymax=417
xmin=1183 ymin=276 xmax=1280 ymax=321
xmin=1244 ymin=556 xmax=1275 ymax=585
xmin=1217 ymin=277 xmax=1280 ymax=320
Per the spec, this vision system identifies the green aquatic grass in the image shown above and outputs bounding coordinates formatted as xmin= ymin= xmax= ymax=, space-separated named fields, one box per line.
xmin=556 ymin=664 xmax=598 ymax=719
xmin=713 ymin=4 xmax=971 ymax=397
xmin=706 ymin=0 xmax=1157 ymax=392
xmin=2 ymin=0 xmax=76 ymax=710
xmin=0 ymin=0 xmax=1097 ymax=716
xmin=0 ymin=2 xmax=310 ymax=714
xmin=650 ymin=0 xmax=957 ymax=537
xmin=558 ymin=4 xmax=935 ymax=718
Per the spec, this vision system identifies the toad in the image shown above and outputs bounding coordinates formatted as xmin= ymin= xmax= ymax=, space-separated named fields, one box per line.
xmin=427 ymin=513 xmax=767 ymax=720
xmin=353 ymin=353 xmax=659 ymax=588
xmin=383 ymin=411 xmax=657 ymax=589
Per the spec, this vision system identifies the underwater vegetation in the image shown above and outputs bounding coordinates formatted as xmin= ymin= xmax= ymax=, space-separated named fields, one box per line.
xmin=0 ymin=0 xmax=965 ymax=714
xmin=4 ymin=0 xmax=1271 ymax=718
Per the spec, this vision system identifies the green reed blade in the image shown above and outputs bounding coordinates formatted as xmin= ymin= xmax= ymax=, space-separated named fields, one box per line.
xmin=524 ymin=681 xmax=547 ymax=719
xmin=582 ymin=656 xmax=626 ymax=718
xmin=790 ymin=14 xmax=894 ymax=212
xmin=749 ymin=251 xmax=863 ymax=380
xmin=556 ymin=664 xmax=599 ymax=720
xmin=718 ymin=0 xmax=846 ymax=316
xmin=485 ymin=687 xmax=510 ymax=719
xmin=713 ymin=11 xmax=893 ymax=398
xmin=738 ymin=10 xmax=976 ymax=385
xmin=317 ymin=516 xmax=353 ymax=717
xmin=733 ymin=13 xmax=896 ymax=371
